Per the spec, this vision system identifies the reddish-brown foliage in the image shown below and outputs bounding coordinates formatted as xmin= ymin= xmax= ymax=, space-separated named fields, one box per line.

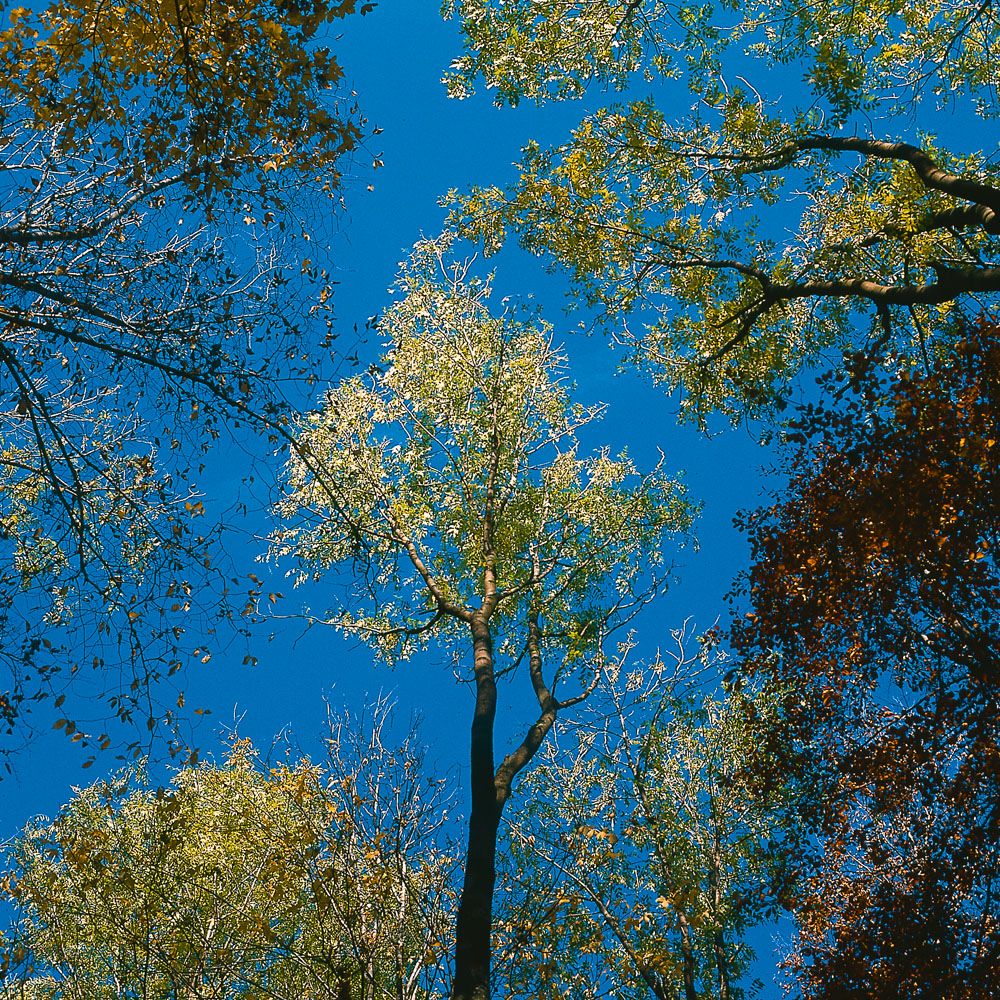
xmin=734 ymin=317 xmax=1000 ymax=998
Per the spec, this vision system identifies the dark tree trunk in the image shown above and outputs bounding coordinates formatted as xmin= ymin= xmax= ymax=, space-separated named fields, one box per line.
xmin=677 ymin=910 xmax=699 ymax=1000
xmin=336 ymin=964 xmax=352 ymax=1000
xmin=708 ymin=839 xmax=731 ymax=1000
xmin=714 ymin=926 xmax=732 ymax=1000
xmin=451 ymin=615 xmax=502 ymax=1000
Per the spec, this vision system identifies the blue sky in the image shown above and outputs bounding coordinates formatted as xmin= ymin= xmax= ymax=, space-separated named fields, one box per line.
xmin=6 ymin=6 xmax=995 ymax=996
xmin=0 ymin=14 xmax=806 ymax=991
xmin=0 ymin=5 xmax=816 ymax=991
xmin=1 ymin=3 xmax=778 ymax=832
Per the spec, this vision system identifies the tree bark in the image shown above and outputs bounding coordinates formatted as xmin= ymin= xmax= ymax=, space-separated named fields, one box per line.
xmin=708 ymin=847 xmax=731 ymax=1000
xmin=677 ymin=909 xmax=699 ymax=1000
xmin=451 ymin=615 xmax=502 ymax=1000
xmin=336 ymin=965 xmax=352 ymax=1000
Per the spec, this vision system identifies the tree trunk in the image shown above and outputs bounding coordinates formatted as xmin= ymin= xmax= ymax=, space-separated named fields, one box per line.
xmin=708 ymin=839 xmax=731 ymax=1000
xmin=336 ymin=964 xmax=352 ymax=1000
xmin=713 ymin=927 xmax=732 ymax=1000
xmin=677 ymin=909 xmax=699 ymax=1000
xmin=451 ymin=615 xmax=502 ymax=1000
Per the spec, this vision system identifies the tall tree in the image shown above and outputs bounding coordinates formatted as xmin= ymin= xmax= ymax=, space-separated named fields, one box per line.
xmin=270 ymin=236 xmax=694 ymax=999
xmin=0 ymin=0 xmax=365 ymax=762
xmin=493 ymin=626 xmax=790 ymax=1000
xmin=1 ymin=704 xmax=455 ymax=1000
xmin=443 ymin=0 xmax=1000 ymax=420
xmin=732 ymin=316 xmax=1000 ymax=997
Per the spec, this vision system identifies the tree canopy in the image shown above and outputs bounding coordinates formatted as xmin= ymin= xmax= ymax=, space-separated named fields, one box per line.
xmin=1 ymin=708 xmax=455 ymax=1000
xmin=0 ymin=0 xmax=363 ymax=761
xmin=445 ymin=0 xmax=1000 ymax=419
xmin=2 ymin=3 xmax=998 ymax=999
xmin=733 ymin=315 xmax=1000 ymax=996
xmin=272 ymin=236 xmax=691 ymax=664
xmin=271 ymin=235 xmax=693 ymax=998
xmin=439 ymin=4 xmax=1000 ymax=992
xmin=493 ymin=628 xmax=790 ymax=1000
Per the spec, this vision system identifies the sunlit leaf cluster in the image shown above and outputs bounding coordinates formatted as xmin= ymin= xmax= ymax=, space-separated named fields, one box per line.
xmin=272 ymin=237 xmax=692 ymax=670
xmin=1 ymin=711 xmax=457 ymax=999
xmin=446 ymin=0 xmax=1000 ymax=422
xmin=0 ymin=0 xmax=361 ymax=200
xmin=743 ymin=0 xmax=1000 ymax=120
xmin=443 ymin=1 xmax=733 ymax=105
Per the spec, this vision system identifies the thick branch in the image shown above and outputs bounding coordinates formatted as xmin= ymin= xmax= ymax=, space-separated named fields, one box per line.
xmin=795 ymin=137 xmax=1000 ymax=222
xmin=396 ymin=529 xmax=471 ymax=622
xmin=658 ymin=256 xmax=1000 ymax=307
xmin=745 ymin=135 xmax=1000 ymax=234
xmin=494 ymin=613 xmax=558 ymax=805
xmin=650 ymin=256 xmax=1000 ymax=363
xmin=769 ymin=265 xmax=1000 ymax=305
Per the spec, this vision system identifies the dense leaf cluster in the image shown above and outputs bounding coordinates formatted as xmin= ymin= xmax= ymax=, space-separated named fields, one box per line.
xmin=1 ymin=714 xmax=455 ymax=1000
xmin=446 ymin=0 xmax=1000 ymax=420
xmin=735 ymin=317 xmax=1000 ymax=996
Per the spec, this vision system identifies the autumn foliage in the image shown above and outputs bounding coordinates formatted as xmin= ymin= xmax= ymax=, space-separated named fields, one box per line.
xmin=734 ymin=317 xmax=1000 ymax=997
xmin=0 ymin=0 xmax=364 ymax=760
xmin=0 ymin=0 xmax=361 ymax=202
